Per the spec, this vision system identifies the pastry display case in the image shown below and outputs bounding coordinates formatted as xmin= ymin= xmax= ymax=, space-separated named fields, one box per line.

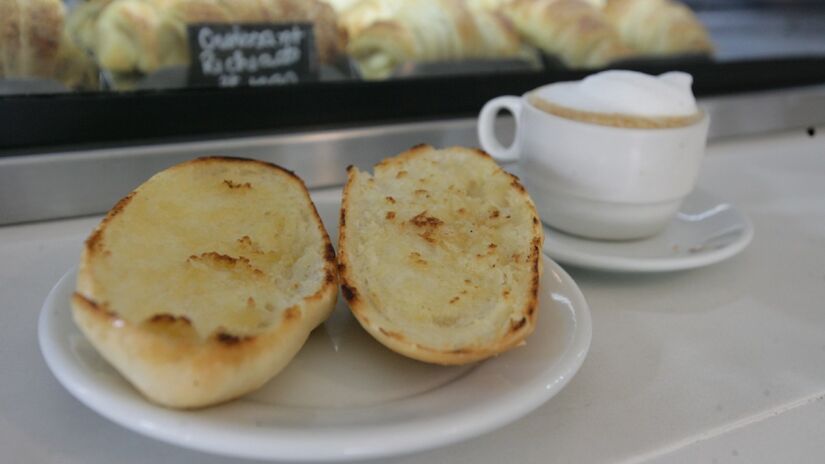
xmin=1 ymin=0 xmax=825 ymax=151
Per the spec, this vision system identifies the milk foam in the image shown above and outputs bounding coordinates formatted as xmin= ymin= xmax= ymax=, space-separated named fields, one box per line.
xmin=534 ymin=70 xmax=698 ymax=118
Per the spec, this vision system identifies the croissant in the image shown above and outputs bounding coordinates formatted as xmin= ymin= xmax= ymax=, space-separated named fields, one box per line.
xmin=321 ymin=0 xmax=362 ymax=13
xmin=501 ymin=0 xmax=632 ymax=69
xmin=0 ymin=0 xmax=65 ymax=79
xmin=336 ymin=0 xmax=405 ymax=38
xmin=66 ymin=0 xmax=113 ymax=57
xmin=0 ymin=0 xmax=99 ymax=90
xmin=347 ymin=0 xmax=527 ymax=80
xmin=53 ymin=30 xmax=101 ymax=90
xmin=465 ymin=0 xmax=509 ymax=10
xmin=603 ymin=0 xmax=713 ymax=55
xmin=68 ymin=0 xmax=346 ymax=75
xmin=468 ymin=0 xmax=605 ymax=10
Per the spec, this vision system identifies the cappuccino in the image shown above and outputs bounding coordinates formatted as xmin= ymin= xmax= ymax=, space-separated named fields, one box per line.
xmin=527 ymin=71 xmax=702 ymax=129
xmin=478 ymin=70 xmax=710 ymax=239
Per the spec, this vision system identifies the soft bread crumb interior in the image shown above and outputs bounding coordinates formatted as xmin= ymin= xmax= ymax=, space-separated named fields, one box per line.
xmin=345 ymin=148 xmax=537 ymax=349
xmin=86 ymin=162 xmax=325 ymax=338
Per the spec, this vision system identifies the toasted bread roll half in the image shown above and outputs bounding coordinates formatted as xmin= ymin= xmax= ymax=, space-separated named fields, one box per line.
xmin=338 ymin=145 xmax=543 ymax=365
xmin=72 ymin=157 xmax=337 ymax=408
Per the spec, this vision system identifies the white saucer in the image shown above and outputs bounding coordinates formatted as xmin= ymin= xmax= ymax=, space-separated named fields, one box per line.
xmin=38 ymin=191 xmax=592 ymax=462
xmin=542 ymin=190 xmax=754 ymax=272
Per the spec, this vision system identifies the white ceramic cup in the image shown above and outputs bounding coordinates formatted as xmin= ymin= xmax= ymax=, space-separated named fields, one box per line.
xmin=478 ymin=93 xmax=710 ymax=240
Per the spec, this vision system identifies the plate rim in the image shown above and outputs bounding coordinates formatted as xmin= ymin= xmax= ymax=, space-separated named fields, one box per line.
xmin=542 ymin=192 xmax=755 ymax=273
xmin=38 ymin=256 xmax=591 ymax=462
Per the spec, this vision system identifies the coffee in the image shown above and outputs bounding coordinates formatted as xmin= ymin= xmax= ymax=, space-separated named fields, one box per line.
xmin=527 ymin=93 xmax=703 ymax=129
xmin=528 ymin=70 xmax=702 ymax=129
xmin=478 ymin=70 xmax=710 ymax=239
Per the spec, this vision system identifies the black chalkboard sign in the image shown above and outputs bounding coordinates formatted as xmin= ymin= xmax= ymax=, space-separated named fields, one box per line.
xmin=187 ymin=23 xmax=318 ymax=88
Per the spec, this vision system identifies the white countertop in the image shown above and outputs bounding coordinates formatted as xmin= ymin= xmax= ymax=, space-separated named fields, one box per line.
xmin=2 ymin=126 xmax=824 ymax=463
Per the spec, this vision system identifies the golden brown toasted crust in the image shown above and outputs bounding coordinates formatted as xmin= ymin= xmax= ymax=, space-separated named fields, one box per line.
xmin=73 ymin=291 xmax=307 ymax=365
xmin=73 ymin=156 xmax=338 ymax=408
xmin=338 ymin=145 xmax=542 ymax=365
xmin=78 ymin=157 xmax=339 ymax=332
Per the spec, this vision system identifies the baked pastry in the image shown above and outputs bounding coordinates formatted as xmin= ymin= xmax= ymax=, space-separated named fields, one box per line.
xmin=67 ymin=0 xmax=346 ymax=75
xmin=338 ymin=145 xmax=543 ymax=365
xmin=346 ymin=0 xmax=527 ymax=79
xmin=604 ymin=0 xmax=714 ymax=55
xmin=465 ymin=0 xmax=509 ymax=10
xmin=321 ymin=0 xmax=362 ymax=14
xmin=0 ymin=0 xmax=99 ymax=90
xmin=65 ymin=0 xmax=113 ymax=53
xmin=336 ymin=0 xmax=405 ymax=38
xmin=72 ymin=157 xmax=338 ymax=408
xmin=471 ymin=0 xmax=607 ymax=10
xmin=502 ymin=0 xmax=632 ymax=68
xmin=52 ymin=30 xmax=101 ymax=90
xmin=0 ymin=0 xmax=65 ymax=79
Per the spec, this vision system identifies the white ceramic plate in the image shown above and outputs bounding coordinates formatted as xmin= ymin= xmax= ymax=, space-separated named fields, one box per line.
xmin=38 ymin=192 xmax=592 ymax=462
xmin=543 ymin=189 xmax=754 ymax=272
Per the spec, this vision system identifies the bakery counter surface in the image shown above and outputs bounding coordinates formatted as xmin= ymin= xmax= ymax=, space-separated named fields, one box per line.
xmin=2 ymin=126 xmax=825 ymax=463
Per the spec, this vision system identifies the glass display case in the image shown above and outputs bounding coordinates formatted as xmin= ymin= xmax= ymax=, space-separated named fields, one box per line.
xmin=1 ymin=0 xmax=824 ymax=151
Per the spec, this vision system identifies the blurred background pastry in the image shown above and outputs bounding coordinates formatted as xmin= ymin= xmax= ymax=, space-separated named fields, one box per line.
xmin=339 ymin=0 xmax=713 ymax=76
xmin=604 ymin=0 xmax=714 ymax=56
xmin=0 ymin=0 xmax=98 ymax=90
xmin=336 ymin=0 xmax=406 ymax=38
xmin=490 ymin=0 xmax=633 ymax=68
xmin=66 ymin=0 xmax=347 ymax=78
xmin=1 ymin=0 xmax=717 ymax=90
xmin=346 ymin=0 xmax=533 ymax=80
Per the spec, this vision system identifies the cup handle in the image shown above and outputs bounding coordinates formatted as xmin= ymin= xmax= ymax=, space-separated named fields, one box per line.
xmin=478 ymin=96 xmax=523 ymax=163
